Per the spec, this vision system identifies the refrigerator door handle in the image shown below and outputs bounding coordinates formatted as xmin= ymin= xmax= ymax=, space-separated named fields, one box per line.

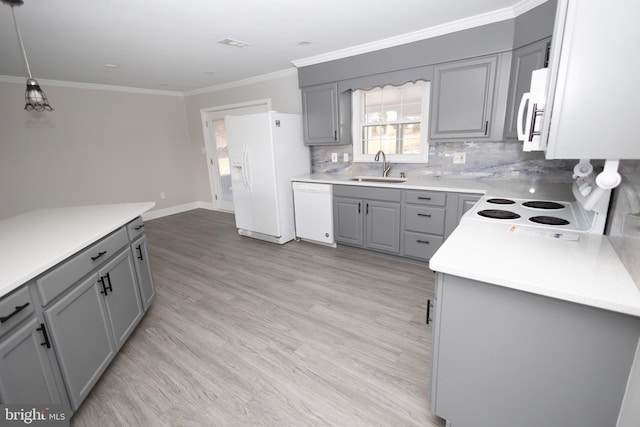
xmin=242 ymin=144 xmax=251 ymax=193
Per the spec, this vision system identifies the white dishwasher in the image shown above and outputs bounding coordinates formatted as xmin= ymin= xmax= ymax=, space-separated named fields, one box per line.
xmin=292 ymin=182 xmax=335 ymax=246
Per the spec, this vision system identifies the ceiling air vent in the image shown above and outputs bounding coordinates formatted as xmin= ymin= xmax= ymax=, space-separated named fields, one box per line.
xmin=218 ymin=38 xmax=250 ymax=48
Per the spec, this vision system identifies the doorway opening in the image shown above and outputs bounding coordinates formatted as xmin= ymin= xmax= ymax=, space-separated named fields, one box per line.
xmin=201 ymin=99 xmax=271 ymax=212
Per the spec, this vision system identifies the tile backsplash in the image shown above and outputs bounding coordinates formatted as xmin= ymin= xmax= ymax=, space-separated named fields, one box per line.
xmin=311 ymin=141 xmax=576 ymax=182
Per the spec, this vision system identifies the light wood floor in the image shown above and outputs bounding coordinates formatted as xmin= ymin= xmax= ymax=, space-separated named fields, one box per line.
xmin=72 ymin=209 xmax=445 ymax=426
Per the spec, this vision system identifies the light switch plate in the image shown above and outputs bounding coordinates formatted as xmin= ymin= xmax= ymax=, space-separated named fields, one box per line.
xmin=331 ymin=153 xmax=338 ymax=162
xmin=343 ymin=153 xmax=349 ymax=162
xmin=453 ymin=152 xmax=466 ymax=164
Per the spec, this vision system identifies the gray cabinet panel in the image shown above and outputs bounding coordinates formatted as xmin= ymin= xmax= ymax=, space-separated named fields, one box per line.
xmin=99 ymin=249 xmax=143 ymax=350
xmin=365 ymin=201 xmax=401 ymax=254
xmin=302 ymin=83 xmax=339 ymax=145
xmin=405 ymin=205 xmax=445 ymax=235
xmin=334 ymin=185 xmax=401 ymax=202
xmin=333 ymin=197 xmax=363 ymax=246
xmin=0 ymin=317 xmax=63 ymax=405
xmin=0 ymin=286 xmax=34 ymax=338
xmin=126 ymin=216 xmax=146 ymax=242
xmin=403 ymin=232 xmax=443 ymax=261
xmin=36 ymin=228 xmax=128 ymax=306
xmin=432 ymin=273 xmax=640 ymax=427
xmin=45 ymin=274 xmax=116 ymax=410
xmin=404 ymin=190 xmax=446 ymax=206
xmin=504 ymin=38 xmax=550 ymax=140
xmin=132 ymin=236 xmax=155 ymax=311
xmin=430 ymin=55 xmax=498 ymax=140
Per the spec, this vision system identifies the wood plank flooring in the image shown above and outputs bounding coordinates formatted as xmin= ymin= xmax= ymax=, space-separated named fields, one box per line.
xmin=71 ymin=209 xmax=445 ymax=426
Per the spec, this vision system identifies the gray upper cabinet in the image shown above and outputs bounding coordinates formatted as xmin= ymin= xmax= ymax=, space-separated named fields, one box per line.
xmin=430 ymin=55 xmax=498 ymax=141
xmin=0 ymin=316 xmax=65 ymax=405
xmin=302 ymin=83 xmax=341 ymax=145
xmin=503 ymin=38 xmax=551 ymax=140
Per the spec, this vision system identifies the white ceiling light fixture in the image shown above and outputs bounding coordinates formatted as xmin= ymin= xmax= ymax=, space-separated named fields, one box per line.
xmin=2 ymin=0 xmax=53 ymax=112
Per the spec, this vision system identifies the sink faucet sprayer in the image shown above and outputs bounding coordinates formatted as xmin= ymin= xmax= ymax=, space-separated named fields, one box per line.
xmin=374 ymin=150 xmax=391 ymax=177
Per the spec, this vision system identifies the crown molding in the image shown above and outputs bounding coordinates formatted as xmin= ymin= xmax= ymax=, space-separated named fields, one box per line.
xmin=0 ymin=75 xmax=183 ymax=96
xmin=183 ymin=68 xmax=298 ymax=97
xmin=292 ymin=0 xmax=549 ymax=68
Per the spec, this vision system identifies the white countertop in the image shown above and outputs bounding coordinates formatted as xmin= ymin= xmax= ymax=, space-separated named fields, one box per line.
xmin=430 ymin=220 xmax=640 ymax=317
xmin=292 ymin=173 xmax=576 ymax=200
xmin=0 ymin=202 xmax=155 ymax=298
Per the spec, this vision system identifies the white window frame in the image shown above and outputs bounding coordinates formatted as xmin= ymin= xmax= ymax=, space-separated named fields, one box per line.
xmin=352 ymin=81 xmax=430 ymax=163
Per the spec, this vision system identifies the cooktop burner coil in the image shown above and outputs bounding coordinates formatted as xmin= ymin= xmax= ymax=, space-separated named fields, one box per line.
xmin=529 ymin=216 xmax=570 ymax=226
xmin=486 ymin=198 xmax=516 ymax=205
xmin=522 ymin=201 xmax=566 ymax=210
xmin=477 ymin=210 xmax=521 ymax=220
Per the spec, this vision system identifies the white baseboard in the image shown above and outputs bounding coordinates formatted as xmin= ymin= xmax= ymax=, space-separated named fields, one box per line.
xmin=141 ymin=201 xmax=231 ymax=221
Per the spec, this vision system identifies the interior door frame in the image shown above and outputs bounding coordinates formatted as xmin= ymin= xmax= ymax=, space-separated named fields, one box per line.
xmin=200 ymin=99 xmax=271 ymax=212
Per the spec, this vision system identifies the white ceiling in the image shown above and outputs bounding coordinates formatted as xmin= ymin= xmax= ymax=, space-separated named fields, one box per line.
xmin=0 ymin=0 xmax=544 ymax=93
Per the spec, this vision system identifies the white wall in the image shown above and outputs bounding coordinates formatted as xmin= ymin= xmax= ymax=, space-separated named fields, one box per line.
xmin=0 ymin=81 xmax=195 ymax=219
xmin=183 ymin=72 xmax=302 ymax=202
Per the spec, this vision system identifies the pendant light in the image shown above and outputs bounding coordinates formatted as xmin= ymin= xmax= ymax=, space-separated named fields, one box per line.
xmin=2 ymin=0 xmax=53 ymax=111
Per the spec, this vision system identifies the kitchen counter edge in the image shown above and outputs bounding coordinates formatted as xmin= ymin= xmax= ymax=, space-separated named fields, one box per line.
xmin=0 ymin=202 xmax=155 ymax=298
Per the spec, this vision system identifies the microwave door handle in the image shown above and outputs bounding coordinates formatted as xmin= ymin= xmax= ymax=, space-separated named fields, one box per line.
xmin=517 ymin=92 xmax=530 ymax=141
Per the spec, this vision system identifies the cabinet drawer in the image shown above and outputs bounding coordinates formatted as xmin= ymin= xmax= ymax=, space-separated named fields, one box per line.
xmin=404 ymin=232 xmax=443 ymax=261
xmin=126 ymin=217 xmax=146 ymax=242
xmin=0 ymin=286 xmax=34 ymax=338
xmin=405 ymin=206 xmax=445 ymax=235
xmin=405 ymin=190 xmax=446 ymax=206
xmin=35 ymin=228 xmax=129 ymax=306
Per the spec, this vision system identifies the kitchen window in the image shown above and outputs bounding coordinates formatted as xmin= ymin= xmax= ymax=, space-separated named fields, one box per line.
xmin=352 ymin=81 xmax=430 ymax=163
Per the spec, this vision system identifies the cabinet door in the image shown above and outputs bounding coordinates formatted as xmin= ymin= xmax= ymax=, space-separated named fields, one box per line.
xmin=504 ymin=38 xmax=551 ymax=140
xmin=132 ymin=236 xmax=155 ymax=312
xmin=456 ymin=194 xmax=481 ymax=222
xmin=333 ymin=197 xmax=364 ymax=246
xmin=99 ymin=249 xmax=143 ymax=350
xmin=302 ymin=83 xmax=340 ymax=145
xmin=542 ymin=0 xmax=640 ymax=159
xmin=0 ymin=317 xmax=63 ymax=405
xmin=365 ymin=200 xmax=401 ymax=254
xmin=45 ymin=274 xmax=116 ymax=410
xmin=430 ymin=55 xmax=498 ymax=140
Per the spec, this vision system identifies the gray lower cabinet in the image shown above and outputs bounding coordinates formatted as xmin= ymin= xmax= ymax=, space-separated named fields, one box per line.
xmin=0 ymin=316 xmax=65 ymax=405
xmin=333 ymin=186 xmax=401 ymax=254
xmin=503 ymin=37 xmax=551 ymax=140
xmin=403 ymin=190 xmax=447 ymax=261
xmin=131 ymin=235 xmax=155 ymax=311
xmin=430 ymin=55 xmax=499 ymax=141
xmin=45 ymin=247 xmax=142 ymax=410
xmin=431 ymin=273 xmax=640 ymax=427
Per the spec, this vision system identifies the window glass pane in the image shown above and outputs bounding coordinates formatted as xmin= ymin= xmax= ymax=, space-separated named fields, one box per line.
xmin=363 ymin=89 xmax=383 ymax=123
xmin=401 ymin=123 xmax=421 ymax=154
xmin=362 ymin=124 xmax=399 ymax=155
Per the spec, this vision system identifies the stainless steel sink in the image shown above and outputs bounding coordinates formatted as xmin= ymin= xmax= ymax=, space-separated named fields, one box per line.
xmin=350 ymin=176 xmax=407 ymax=183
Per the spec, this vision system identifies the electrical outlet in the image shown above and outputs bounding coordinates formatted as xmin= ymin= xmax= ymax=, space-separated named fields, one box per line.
xmin=453 ymin=152 xmax=466 ymax=164
xmin=331 ymin=153 xmax=338 ymax=162
xmin=160 ymin=192 xmax=166 ymax=200
xmin=343 ymin=153 xmax=349 ymax=162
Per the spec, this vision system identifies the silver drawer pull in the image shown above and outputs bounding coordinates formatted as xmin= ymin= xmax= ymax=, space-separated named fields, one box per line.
xmin=416 ymin=239 xmax=430 ymax=244
xmin=417 ymin=213 xmax=432 ymax=218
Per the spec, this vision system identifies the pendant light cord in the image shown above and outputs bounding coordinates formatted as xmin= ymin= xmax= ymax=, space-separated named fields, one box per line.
xmin=10 ymin=5 xmax=33 ymax=79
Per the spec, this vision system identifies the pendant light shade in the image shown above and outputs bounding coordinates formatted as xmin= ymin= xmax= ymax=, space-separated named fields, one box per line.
xmin=3 ymin=0 xmax=54 ymax=111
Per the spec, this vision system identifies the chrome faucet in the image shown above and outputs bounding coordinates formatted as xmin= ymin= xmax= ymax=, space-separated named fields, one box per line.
xmin=374 ymin=150 xmax=391 ymax=177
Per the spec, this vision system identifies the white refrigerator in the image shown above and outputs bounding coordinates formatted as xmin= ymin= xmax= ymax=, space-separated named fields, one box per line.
xmin=225 ymin=112 xmax=310 ymax=244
